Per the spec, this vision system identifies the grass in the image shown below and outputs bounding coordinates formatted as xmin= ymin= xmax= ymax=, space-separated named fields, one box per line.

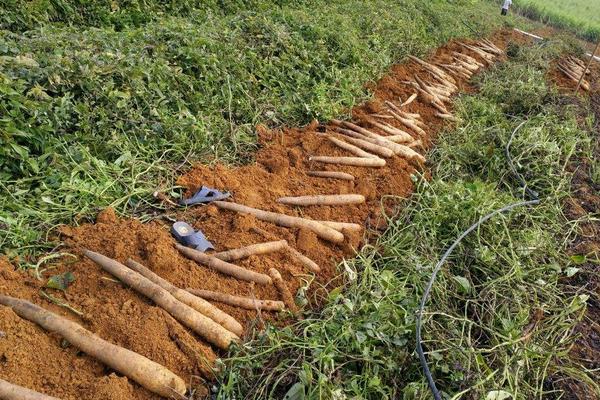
xmin=217 ymin=38 xmax=599 ymax=399
xmin=509 ymin=0 xmax=600 ymax=42
xmin=0 ymin=0 xmax=505 ymax=261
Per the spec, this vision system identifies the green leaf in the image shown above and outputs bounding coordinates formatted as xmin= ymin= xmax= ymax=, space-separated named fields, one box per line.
xmin=565 ymin=267 xmax=580 ymax=277
xmin=569 ymin=254 xmax=586 ymax=265
xmin=46 ymin=272 xmax=76 ymax=291
xmin=452 ymin=276 xmax=471 ymax=294
xmin=283 ymin=382 xmax=305 ymax=400
xmin=486 ymin=390 xmax=512 ymax=400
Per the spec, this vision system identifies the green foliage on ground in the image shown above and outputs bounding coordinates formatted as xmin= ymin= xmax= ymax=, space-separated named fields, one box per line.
xmin=218 ymin=38 xmax=599 ymax=399
xmin=513 ymin=0 xmax=600 ymax=42
xmin=0 ymin=0 xmax=503 ymax=258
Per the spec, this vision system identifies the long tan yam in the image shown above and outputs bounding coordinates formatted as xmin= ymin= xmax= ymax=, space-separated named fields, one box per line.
xmin=387 ymin=108 xmax=428 ymax=137
xmin=408 ymin=55 xmax=457 ymax=85
xmin=326 ymin=136 xmax=379 ymax=158
xmin=335 ymin=127 xmax=406 ymax=155
xmin=0 ymin=295 xmax=187 ymax=399
xmin=307 ymin=170 xmax=355 ymax=181
xmin=176 ymin=244 xmax=272 ymax=285
xmin=268 ymin=268 xmax=299 ymax=315
xmin=309 ymin=156 xmax=386 ymax=168
xmin=84 ymin=250 xmax=239 ymax=350
xmin=214 ymin=201 xmax=345 ymax=243
xmin=0 ymin=379 xmax=60 ymax=400
xmin=367 ymin=119 xmax=413 ymax=142
xmin=317 ymin=220 xmax=363 ymax=232
xmin=124 ymin=259 xmax=243 ymax=336
xmin=334 ymin=134 xmax=395 ymax=158
xmin=400 ymin=93 xmax=418 ymax=106
xmin=212 ymin=240 xmax=288 ymax=262
xmin=278 ymin=194 xmax=365 ymax=206
xmin=331 ymin=119 xmax=382 ymax=139
xmin=187 ymin=289 xmax=284 ymax=311
xmin=286 ymin=245 xmax=321 ymax=273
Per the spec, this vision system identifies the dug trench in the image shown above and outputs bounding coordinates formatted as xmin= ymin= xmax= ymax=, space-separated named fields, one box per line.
xmin=0 ymin=29 xmax=532 ymax=399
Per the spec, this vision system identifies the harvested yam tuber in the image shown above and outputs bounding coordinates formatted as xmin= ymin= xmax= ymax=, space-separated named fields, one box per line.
xmin=176 ymin=244 xmax=272 ymax=285
xmin=125 ymin=259 xmax=243 ymax=336
xmin=326 ymin=136 xmax=379 ymax=158
xmin=307 ymin=170 xmax=355 ymax=181
xmin=0 ymin=295 xmax=187 ymax=399
xmin=84 ymin=250 xmax=240 ymax=350
xmin=317 ymin=220 xmax=363 ymax=232
xmin=331 ymin=119 xmax=382 ymax=139
xmin=435 ymin=113 xmax=460 ymax=122
xmin=454 ymin=51 xmax=484 ymax=68
xmin=268 ymin=268 xmax=299 ymax=315
xmin=557 ymin=65 xmax=590 ymax=91
xmin=400 ymin=93 xmax=418 ymax=107
xmin=0 ymin=379 xmax=60 ymax=400
xmin=387 ymin=108 xmax=428 ymax=137
xmin=309 ymin=156 xmax=385 ymax=168
xmin=277 ymin=194 xmax=365 ymax=206
xmin=286 ymin=245 xmax=321 ymax=273
xmin=408 ymin=55 xmax=457 ymax=85
xmin=415 ymin=88 xmax=448 ymax=114
xmin=408 ymin=139 xmax=424 ymax=150
xmin=393 ymin=143 xmax=426 ymax=163
xmin=334 ymin=133 xmax=395 ymax=158
xmin=187 ymin=289 xmax=285 ymax=311
xmin=367 ymin=119 xmax=413 ymax=142
xmin=335 ymin=127 xmax=405 ymax=155
xmin=214 ymin=200 xmax=345 ymax=243
xmin=212 ymin=240 xmax=288 ymax=262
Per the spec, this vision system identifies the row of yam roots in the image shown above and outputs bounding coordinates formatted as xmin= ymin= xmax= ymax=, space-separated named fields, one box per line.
xmin=0 ymin=39 xmax=504 ymax=400
xmin=557 ymin=55 xmax=592 ymax=91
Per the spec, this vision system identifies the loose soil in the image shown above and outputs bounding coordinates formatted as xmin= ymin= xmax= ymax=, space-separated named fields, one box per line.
xmin=1 ymin=29 xmax=531 ymax=399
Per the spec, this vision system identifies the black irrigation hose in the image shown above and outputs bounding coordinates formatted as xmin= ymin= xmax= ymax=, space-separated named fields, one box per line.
xmin=416 ymin=121 xmax=540 ymax=399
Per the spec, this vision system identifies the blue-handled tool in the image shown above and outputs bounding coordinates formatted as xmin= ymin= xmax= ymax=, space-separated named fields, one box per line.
xmin=179 ymin=186 xmax=230 ymax=206
xmin=171 ymin=221 xmax=214 ymax=252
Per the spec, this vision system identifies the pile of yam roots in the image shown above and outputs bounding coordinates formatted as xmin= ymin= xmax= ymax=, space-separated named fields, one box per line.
xmin=557 ymin=55 xmax=591 ymax=91
xmin=0 ymin=39 xmax=504 ymax=400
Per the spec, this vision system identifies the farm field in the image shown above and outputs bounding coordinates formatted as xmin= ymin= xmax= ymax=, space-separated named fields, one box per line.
xmin=515 ymin=0 xmax=600 ymax=41
xmin=1 ymin=1 xmax=599 ymax=400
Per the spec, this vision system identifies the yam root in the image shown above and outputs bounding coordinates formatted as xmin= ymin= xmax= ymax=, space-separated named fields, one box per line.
xmin=335 ymin=134 xmax=394 ymax=158
xmin=212 ymin=240 xmax=288 ymax=262
xmin=317 ymin=220 xmax=363 ymax=232
xmin=307 ymin=170 xmax=355 ymax=181
xmin=176 ymin=244 xmax=272 ymax=285
xmin=400 ymin=93 xmax=418 ymax=107
xmin=187 ymin=289 xmax=284 ymax=311
xmin=268 ymin=268 xmax=299 ymax=315
xmin=367 ymin=119 xmax=413 ymax=142
xmin=277 ymin=194 xmax=365 ymax=206
xmin=286 ymin=245 xmax=321 ymax=273
xmin=435 ymin=113 xmax=460 ymax=122
xmin=214 ymin=200 xmax=345 ymax=243
xmin=309 ymin=156 xmax=386 ymax=168
xmin=326 ymin=135 xmax=379 ymax=158
xmin=84 ymin=250 xmax=240 ymax=350
xmin=125 ymin=258 xmax=243 ymax=336
xmin=0 ymin=295 xmax=187 ymax=399
xmin=335 ymin=127 xmax=405 ymax=155
xmin=0 ymin=379 xmax=60 ymax=400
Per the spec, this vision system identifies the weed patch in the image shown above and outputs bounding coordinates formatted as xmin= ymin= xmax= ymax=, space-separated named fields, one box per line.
xmin=0 ymin=0 xmax=504 ymax=259
xmin=218 ymin=38 xmax=598 ymax=399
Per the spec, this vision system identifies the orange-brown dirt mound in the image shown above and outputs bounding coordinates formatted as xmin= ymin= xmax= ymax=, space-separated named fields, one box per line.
xmin=0 ymin=29 xmax=526 ymax=399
